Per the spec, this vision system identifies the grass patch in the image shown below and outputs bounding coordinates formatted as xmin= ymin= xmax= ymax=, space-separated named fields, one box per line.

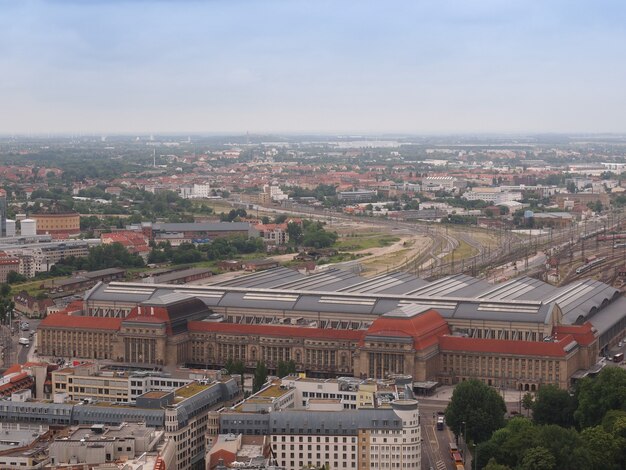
xmin=11 ymin=279 xmax=61 ymax=297
xmin=442 ymin=239 xmax=478 ymax=263
xmin=335 ymin=234 xmax=400 ymax=252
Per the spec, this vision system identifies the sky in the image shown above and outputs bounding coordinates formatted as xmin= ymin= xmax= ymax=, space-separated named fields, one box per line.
xmin=1 ymin=0 xmax=625 ymax=135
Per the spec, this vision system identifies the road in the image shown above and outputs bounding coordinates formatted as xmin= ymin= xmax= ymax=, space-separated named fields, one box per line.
xmin=420 ymin=401 xmax=459 ymax=470
xmin=0 ymin=316 xmax=41 ymax=368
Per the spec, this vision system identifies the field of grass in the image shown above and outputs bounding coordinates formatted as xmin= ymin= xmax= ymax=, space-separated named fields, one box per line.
xmin=11 ymin=279 xmax=57 ymax=297
xmin=335 ymin=234 xmax=400 ymax=252
xmin=442 ymin=239 xmax=479 ymax=263
xmin=192 ymin=199 xmax=235 ymax=214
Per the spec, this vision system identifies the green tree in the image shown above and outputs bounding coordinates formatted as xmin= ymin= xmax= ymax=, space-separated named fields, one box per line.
xmin=497 ymin=418 xmax=540 ymax=468
xmin=520 ymin=447 xmax=556 ymax=470
xmin=0 ymin=284 xmax=15 ymax=325
xmin=535 ymin=425 xmax=585 ymax=470
xmin=444 ymin=379 xmax=506 ymax=443
xmin=287 ymin=222 xmax=303 ymax=246
xmin=575 ymin=367 xmax=626 ymax=428
xmin=253 ymin=361 xmax=268 ymax=393
xmin=6 ymin=271 xmax=27 ymax=284
xmin=277 ymin=360 xmax=297 ymax=378
xmin=601 ymin=411 xmax=626 ymax=466
xmin=522 ymin=392 xmax=534 ymax=417
xmin=580 ymin=425 xmax=621 ymax=470
xmin=532 ymin=385 xmax=576 ymax=427
xmin=225 ymin=359 xmax=246 ymax=386
xmin=484 ymin=458 xmax=511 ymax=470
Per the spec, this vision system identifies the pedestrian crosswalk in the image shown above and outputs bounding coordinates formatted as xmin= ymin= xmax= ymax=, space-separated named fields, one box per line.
xmin=435 ymin=460 xmax=447 ymax=470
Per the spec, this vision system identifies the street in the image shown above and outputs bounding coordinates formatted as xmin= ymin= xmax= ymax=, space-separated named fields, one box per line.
xmin=1 ymin=316 xmax=41 ymax=368
xmin=418 ymin=385 xmax=526 ymax=470
xmin=419 ymin=400 xmax=459 ymax=470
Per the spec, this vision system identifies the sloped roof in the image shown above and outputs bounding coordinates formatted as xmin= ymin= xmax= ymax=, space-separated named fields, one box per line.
xmin=439 ymin=334 xmax=578 ymax=357
xmin=40 ymin=313 xmax=122 ymax=330
xmin=188 ymin=321 xmax=363 ymax=342
xmin=364 ymin=308 xmax=450 ymax=350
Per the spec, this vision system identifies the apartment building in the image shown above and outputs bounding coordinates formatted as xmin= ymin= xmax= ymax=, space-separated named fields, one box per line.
xmin=1 ymin=239 xmax=100 ymax=274
xmin=218 ymin=377 xmax=420 ymax=470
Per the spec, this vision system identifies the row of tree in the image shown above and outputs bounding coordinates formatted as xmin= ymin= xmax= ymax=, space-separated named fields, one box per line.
xmin=223 ymin=359 xmax=297 ymax=395
xmin=148 ymin=237 xmax=265 ymax=265
xmin=445 ymin=367 xmax=626 ymax=469
xmin=56 ymin=243 xmax=145 ymax=271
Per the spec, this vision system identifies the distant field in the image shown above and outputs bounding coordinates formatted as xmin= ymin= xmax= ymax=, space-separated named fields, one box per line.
xmin=335 ymin=234 xmax=401 ymax=252
xmin=192 ymin=199 xmax=235 ymax=214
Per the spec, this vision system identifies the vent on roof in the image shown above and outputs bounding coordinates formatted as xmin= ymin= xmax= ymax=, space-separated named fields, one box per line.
xmin=477 ymin=303 xmax=540 ymax=314
xmin=174 ymin=290 xmax=224 ymax=298
xmin=243 ymin=293 xmax=299 ymax=302
xmin=399 ymin=300 xmax=457 ymax=309
xmin=319 ymin=296 xmax=376 ymax=306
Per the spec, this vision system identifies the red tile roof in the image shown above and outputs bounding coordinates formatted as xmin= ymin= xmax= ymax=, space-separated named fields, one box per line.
xmin=209 ymin=449 xmax=236 ymax=469
xmin=363 ymin=309 xmax=450 ymax=350
xmin=439 ymin=334 xmax=577 ymax=358
xmin=0 ymin=372 xmax=34 ymax=397
xmin=40 ymin=313 xmax=122 ymax=330
xmin=554 ymin=322 xmax=596 ymax=346
xmin=188 ymin=321 xmax=364 ymax=341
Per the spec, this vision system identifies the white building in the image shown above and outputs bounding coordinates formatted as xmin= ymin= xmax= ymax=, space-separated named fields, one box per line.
xmin=463 ymin=187 xmax=523 ymax=204
xmin=265 ymin=184 xmax=288 ymax=202
xmin=423 ymin=176 xmax=456 ymax=191
xmin=20 ymin=219 xmax=37 ymax=237
xmin=193 ymin=183 xmax=212 ymax=198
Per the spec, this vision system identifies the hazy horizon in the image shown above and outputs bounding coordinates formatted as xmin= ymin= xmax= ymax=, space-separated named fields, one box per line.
xmin=2 ymin=0 xmax=625 ymax=134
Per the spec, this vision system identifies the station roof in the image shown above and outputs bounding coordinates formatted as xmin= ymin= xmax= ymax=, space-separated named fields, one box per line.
xmin=84 ymin=267 xmax=622 ymax=327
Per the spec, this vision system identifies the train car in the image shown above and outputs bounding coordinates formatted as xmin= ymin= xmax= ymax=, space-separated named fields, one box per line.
xmin=576 ymin=257 xmax=606 ymax=275
xmin=598 ymin=233 xmax=626 ymax=242
xmin=582 ymin=228 xmax=605 ymax=240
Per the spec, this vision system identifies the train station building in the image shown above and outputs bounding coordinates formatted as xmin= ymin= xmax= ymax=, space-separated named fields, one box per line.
xmin=38 ymin=268 xmax=626 ymax=391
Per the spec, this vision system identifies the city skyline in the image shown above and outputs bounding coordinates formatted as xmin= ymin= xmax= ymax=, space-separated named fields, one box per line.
xmin=2 ymin=0 xmax=626 ymax=134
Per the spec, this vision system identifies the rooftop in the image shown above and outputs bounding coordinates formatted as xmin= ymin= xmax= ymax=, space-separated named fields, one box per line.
xmin=174 ymin=382 xmax=210 ymax=400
